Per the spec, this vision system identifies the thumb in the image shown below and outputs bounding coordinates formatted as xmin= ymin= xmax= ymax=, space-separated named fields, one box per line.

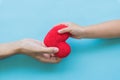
xmin=41 ymin=47 xmax=59 ymax=53
xmin=58 ymin=28 xmax=71 ymax=34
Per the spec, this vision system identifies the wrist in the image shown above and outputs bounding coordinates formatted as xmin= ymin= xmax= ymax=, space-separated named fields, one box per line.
xmin=81 ymin=26 xmax=93 ymax=38
xmin=77 ymin=26 xmax=88 ymax=38
xmin=11 ymin=41 xmax=22 ymax=54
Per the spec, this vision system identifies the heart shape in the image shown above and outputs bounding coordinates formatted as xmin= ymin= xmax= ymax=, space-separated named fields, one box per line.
xmin=44 ymin=24 xmax=71 ymax=58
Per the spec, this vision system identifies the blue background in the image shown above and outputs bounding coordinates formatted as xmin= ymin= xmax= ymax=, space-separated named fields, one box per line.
xmin=0 ymin=0 xmax=120 ymax=80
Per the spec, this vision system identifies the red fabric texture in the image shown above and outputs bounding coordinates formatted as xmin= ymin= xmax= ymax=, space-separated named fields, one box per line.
xmin=44 ymin=24 xmax=71 ymax=58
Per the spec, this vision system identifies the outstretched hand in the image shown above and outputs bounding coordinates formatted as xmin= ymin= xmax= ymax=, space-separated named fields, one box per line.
xmin=18 ymin=39 xmax=61 ymax=63
xmin=57 ymin=22 xmax=85 ymax=39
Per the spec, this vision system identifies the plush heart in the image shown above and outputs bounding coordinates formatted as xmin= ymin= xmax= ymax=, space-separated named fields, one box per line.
xmin=44 ymin=24 xmax=71 ymax=58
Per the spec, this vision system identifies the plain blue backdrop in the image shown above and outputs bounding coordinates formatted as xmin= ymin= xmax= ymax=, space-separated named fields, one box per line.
xmin=0 ymin=0 xmax=120 ymax=80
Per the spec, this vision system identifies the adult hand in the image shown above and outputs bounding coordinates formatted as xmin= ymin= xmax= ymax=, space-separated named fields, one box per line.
xmin=18 ymin=39 xmax=61 ymax=63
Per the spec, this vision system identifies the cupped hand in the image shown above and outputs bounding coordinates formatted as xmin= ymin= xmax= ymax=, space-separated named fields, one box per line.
xmin=17 ymin=39 xmax=61 ymax=63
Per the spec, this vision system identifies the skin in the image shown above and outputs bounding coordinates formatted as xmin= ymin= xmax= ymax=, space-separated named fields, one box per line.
xmin=0 ymin=39 xmax=61 ymax=63
xmin=58 ymin=20 xmax=120 ymax=39
xmin=1 ymin=20 xmax=119 ymax=64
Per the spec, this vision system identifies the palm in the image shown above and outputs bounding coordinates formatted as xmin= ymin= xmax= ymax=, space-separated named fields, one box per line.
xmin=21 ymin=39 xmax=61 ymax=63
xmin=27 ymin=53 xmax=61 ymax=63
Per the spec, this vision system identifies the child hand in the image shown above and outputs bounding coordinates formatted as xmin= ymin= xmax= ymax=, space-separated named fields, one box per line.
xmin=58 ymin=22 xmax=85 ymax=39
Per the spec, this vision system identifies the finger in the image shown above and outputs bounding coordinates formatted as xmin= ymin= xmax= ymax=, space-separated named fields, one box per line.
xmin=40 ymin=47 xmax=59 ymax=54
xmin=50 ymin=57 xmax=61 ymax=63
xmin=50 ymin=53 xmax=55 ymax=57
xmin=41 ymin=54 xmax=61 ymax=63
xmin=32 ymin=53 xmax=61 ymax=63
xmin=58 ymin=28 xmax=71 ymax=34
xmin=37 ymin=56 xmax=61 ymax=63
xmin=43 ymin=53 xmax=51 ymax=58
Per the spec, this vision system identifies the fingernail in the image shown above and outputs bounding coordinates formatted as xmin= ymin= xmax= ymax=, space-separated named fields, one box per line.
xmin=58 ymin=30 xmax=61 ymax=33
xmin=53 ymin=48 xmax=59 ymax=53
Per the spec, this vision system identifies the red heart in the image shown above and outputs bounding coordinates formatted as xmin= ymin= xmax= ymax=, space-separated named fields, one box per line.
xmin=44 ymin=24 xmax=71 ymax=58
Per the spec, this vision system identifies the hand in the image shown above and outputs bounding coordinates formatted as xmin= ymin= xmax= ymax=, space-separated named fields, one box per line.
xmin=17 ymin=39 xmax=61 ymax=63
xmin=58 ymin=22 xmax=85 ymax=39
